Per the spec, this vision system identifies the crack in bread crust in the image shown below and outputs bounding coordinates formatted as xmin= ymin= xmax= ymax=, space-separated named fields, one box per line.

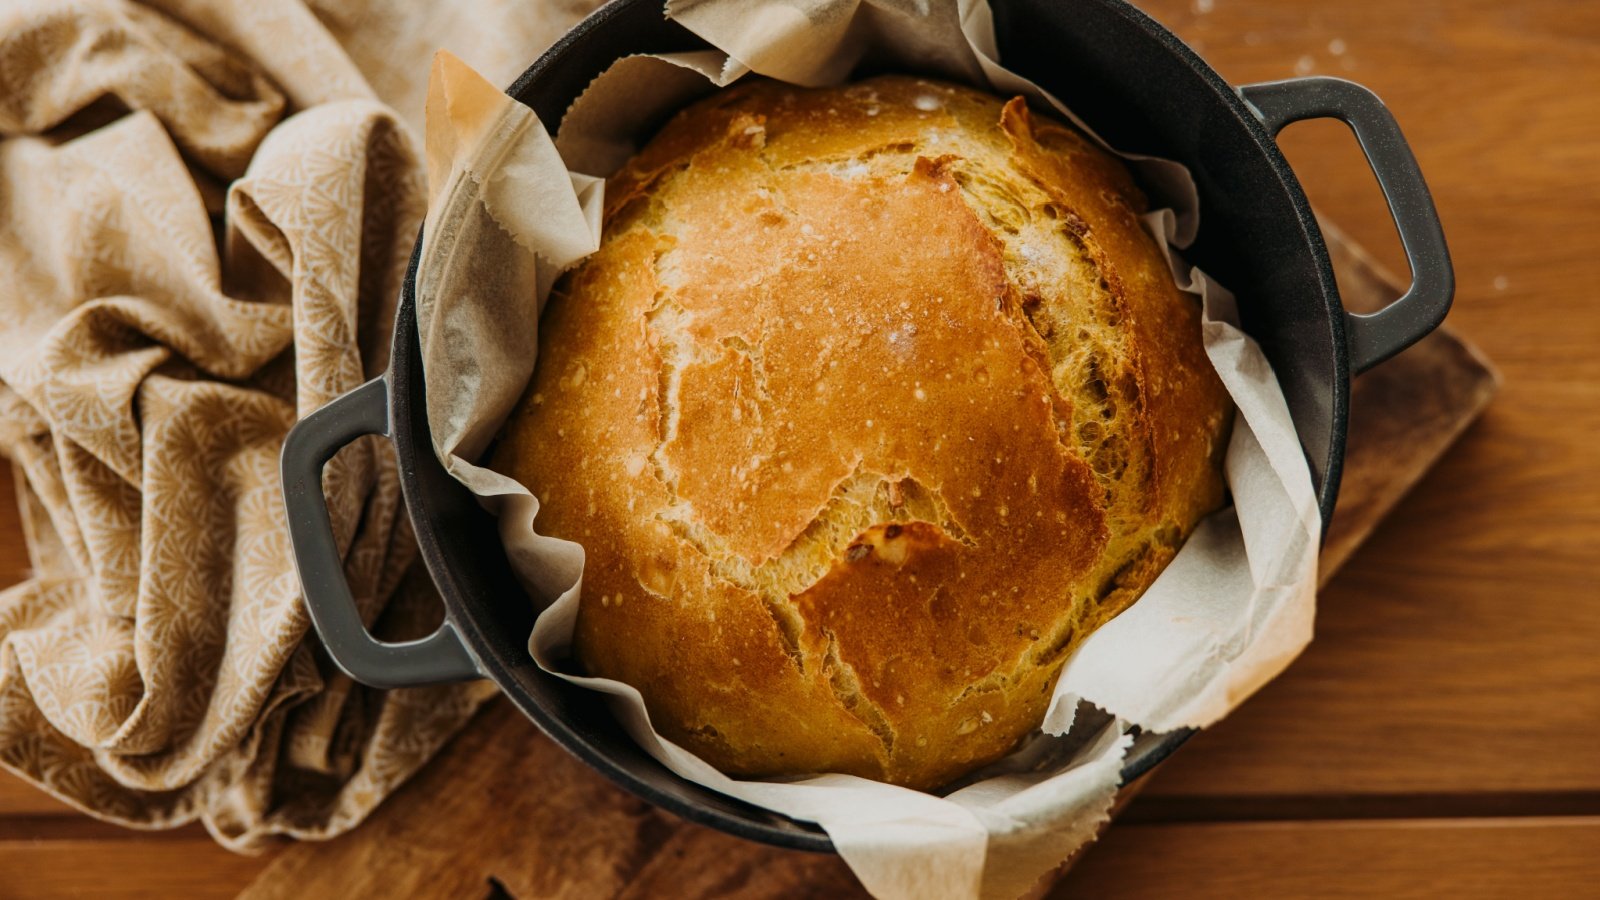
xmin=645 ymin=233 xmax=973 ymax=687
xmin=780 ymin=139 xmax=1151 ymax=532
xmin=771 ymin=131 xmax=1170 ymax=684
xmin=823 ymin=630 xmax=897 ymax=754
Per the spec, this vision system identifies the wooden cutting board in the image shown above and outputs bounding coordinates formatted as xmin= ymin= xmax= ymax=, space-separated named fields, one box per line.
xmin=236 ymin=223 xmax=1499 ymax=900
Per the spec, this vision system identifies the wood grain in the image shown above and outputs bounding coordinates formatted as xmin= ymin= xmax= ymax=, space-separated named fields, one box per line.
xmin=0 ymin=780 xmax=77 ymax=819
xmin=234 ymin=701 xmax=862 ymax=900
xmin=0 ymin=836 xmax=267 ymax=900
xmin=1131 ymin=0 xmax=1600 ymax=803
xmin=1055 ymin=818 xmax=1600 ymax=899
xmin=0 ymin=465 xmax=29 ymax=585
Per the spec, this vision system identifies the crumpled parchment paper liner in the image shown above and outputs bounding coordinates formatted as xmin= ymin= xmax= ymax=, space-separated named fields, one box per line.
xmin=415 ymin=3 xmax=1321 ymax=897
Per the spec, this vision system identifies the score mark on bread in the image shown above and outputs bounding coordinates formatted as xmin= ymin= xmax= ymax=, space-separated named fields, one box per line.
xmin=492 ymin=75 xmax=1231 ymax=790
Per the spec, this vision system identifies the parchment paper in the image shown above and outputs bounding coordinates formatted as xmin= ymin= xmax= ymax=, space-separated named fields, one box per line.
xmin=413 ymin=3 xmax=1320 ymax=897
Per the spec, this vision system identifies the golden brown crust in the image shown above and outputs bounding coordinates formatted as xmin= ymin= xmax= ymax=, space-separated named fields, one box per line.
xmin=492 ymin=75 xmax=1231 ymax=789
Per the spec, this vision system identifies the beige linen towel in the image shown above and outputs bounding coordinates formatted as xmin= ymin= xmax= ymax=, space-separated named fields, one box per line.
xmin=0 ymin=0 xmax=597 ymax=850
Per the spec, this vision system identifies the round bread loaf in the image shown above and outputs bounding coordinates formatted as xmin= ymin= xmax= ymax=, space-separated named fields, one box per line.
xmin=492 ymin=75 xmax=1231 ymax=790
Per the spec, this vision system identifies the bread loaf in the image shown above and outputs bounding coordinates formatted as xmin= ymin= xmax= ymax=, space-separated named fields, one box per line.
xmin=492 ymin=75 xmax=1231 ymax=790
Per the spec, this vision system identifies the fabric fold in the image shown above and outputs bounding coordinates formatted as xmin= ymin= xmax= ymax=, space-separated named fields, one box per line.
xmin=0 ymin=0 xmax=593 ymax=851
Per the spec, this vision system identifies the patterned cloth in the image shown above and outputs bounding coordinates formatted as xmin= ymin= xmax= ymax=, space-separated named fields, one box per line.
xmin=0 ymin=0 xmax=596 ymax=850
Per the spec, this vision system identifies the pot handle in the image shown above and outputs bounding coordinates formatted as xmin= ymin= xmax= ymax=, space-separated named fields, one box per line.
xmin=1239 ymin=76 xmax=1454 ymax=373
xmin=280 ymin=376 xmax=481 ymax=688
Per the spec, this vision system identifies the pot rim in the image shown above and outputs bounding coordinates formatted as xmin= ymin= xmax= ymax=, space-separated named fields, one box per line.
xmin=388 ymin=0 xmax=1349 ymax=853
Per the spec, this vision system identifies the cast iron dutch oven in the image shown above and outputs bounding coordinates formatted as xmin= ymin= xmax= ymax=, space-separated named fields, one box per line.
xmin=281 ymin=0 xmax=1452 ymax=851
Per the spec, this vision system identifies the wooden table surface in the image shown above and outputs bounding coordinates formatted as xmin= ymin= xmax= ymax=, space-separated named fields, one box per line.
xmin=3 ymin=0 xmax=1597 ymax=896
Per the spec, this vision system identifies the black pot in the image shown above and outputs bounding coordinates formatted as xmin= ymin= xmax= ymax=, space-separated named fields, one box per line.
xmin=281 ymin=0 xmax=1451 ymax=852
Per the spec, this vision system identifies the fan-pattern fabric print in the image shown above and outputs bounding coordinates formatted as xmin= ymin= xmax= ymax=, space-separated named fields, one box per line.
xmin=0 ymin=0 xmax=599 ymax=850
